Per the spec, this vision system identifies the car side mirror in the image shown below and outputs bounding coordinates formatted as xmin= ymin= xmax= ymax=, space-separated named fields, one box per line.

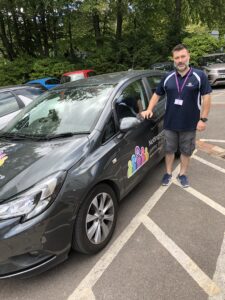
xmin=119 ymin=117 xmax=141 ymax=132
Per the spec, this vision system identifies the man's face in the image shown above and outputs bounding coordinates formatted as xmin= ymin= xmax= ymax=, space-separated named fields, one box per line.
xmin=173 ymin=49 xmax=190 ymax=72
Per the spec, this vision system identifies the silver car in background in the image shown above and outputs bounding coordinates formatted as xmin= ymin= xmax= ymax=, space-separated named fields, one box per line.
xmin=0 ymin=85 xmax=44 ymax=129
xmin=199 ymin=53 xmax=225 ymax=86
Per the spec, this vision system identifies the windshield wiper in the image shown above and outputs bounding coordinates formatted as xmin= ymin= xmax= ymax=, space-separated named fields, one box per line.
xmin=0 ymin=132 xmax=30 ymax=140
xmin=41 ymin=132 xmax=90 ymax=140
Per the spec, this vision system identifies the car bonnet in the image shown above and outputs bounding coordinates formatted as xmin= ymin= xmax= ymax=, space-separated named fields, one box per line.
xmin=0 ymin=136 xmax=89 ymax=201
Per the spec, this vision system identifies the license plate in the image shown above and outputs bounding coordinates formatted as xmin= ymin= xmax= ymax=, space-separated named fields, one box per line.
xmin=220 ymin=75 xmax=225 ymax=78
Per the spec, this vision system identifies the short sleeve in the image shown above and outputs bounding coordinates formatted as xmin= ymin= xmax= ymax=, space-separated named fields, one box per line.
xmin=200 ymin=72 xmax=212 ymax=95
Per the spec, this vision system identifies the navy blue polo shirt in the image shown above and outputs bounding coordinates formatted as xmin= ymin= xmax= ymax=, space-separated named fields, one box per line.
xmin=155 ymin=68 xmax=212 ymax=131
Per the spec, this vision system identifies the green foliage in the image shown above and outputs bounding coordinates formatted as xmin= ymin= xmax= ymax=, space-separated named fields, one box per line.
xmin=183 ymin=33 xmax=225 ymax=65
xmin=0 ymin=0 xmax=224 ymax=85
xmin=0 ymin=57 xmax=78 ymax=86
xmin=29 ymin=58 xmax=77 ymax=79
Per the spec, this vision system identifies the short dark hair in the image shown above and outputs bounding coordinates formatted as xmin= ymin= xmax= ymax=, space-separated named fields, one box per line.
xmin=172 ymin=44 xmax=189 ymax=55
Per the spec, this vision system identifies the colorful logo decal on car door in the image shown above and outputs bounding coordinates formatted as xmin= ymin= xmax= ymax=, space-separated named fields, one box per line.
xmin=127 ymin=146 xmax=149 ymax=178
xmin=0 ymin=151 xmax=8 ymax=167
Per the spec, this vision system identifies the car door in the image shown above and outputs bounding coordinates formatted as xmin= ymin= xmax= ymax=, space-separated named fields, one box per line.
xmin=113 ymin=78 xmax=160 ymax=194
xmin=145 ymin=74 xmax=166 ymax=157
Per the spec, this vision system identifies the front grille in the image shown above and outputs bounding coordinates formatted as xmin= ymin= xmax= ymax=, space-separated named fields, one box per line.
xmin=218 ymin=69 xmax=225 ymax=74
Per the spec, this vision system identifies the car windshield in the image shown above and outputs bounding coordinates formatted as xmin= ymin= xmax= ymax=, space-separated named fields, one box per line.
xmin=2 ymin=84 xmax=114 ymax=138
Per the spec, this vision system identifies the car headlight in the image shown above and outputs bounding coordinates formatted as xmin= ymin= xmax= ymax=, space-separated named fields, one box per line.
xmin=0 ymin=171 xmax=66 ymax=221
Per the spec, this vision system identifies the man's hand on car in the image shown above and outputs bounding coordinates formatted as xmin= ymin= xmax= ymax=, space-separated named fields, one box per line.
xmin=140 ymin=109 xmax=153 ymax=119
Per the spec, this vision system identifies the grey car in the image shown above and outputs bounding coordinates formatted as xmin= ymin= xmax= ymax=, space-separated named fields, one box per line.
xmin=0 ymin=70 xmax=165 ymax=278
xmin=199 ymin=53 xmax=225 ymax=86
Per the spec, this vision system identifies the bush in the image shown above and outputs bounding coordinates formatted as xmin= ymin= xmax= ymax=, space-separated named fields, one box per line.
xmin=0 ymin=57 xmax=78 ymax=87
xmin=183 ymin=33 xmax=225 ymax=65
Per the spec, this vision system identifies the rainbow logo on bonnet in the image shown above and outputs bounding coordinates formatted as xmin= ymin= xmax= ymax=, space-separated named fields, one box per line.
xmin=0 ymin=151 xmax=8 ymax=167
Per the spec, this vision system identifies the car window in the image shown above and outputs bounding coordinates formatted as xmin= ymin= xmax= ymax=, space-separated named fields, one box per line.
xmin=146 ymin=75 xmax=165 ymax=102
xmin=147 ymin=76 xmax=162 ymax=93
xmin=14 ymin=88 xmax=44 ymax=100
xmin=60 ymin=76 xmax=70 ymax=84
xmin=116 ymin=80 xmax=147 ymax=121
xmin=102 ymin=115 xmax=117 ymax=143
xmin=5 ymin=85 xmax=114 ymax=136
xmin=0 ymin=92 xmax=20 ymax=117
xmin=45 ymin=79 xmax=60 ymax=85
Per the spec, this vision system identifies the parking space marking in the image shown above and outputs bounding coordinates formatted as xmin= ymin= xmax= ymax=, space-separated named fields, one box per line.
xmin=67 ymin=166 xmax=180 ymax=300
xmin=192 ymin=155 xmax=225 ymax=174
xmin=200 ymin=139 xmax=225 ymax=144
xmin=173 ymin=183 xmax=225 ymax=217
xmin=142 ymin=215 xmax=221 ymax=297
xmin=209 ymin=233 xmax=225 ymax=300
xmin=68 ymin=150 xmax=225 ymax=300
xmin=212 ymin=92 xmax=225 ymax=97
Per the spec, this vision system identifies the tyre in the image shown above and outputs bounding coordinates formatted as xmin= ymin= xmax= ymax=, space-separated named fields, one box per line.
xmin=72 ymin=184 xmax=118 ymax=254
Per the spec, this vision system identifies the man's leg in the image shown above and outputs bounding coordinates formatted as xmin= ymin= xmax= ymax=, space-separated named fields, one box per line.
xmin=162 ymin=130 xmax=178 ymax=186
xmin=165 ymin=153 xmax=175 ymax=174
xmin=177 ymin=131 xmax=196 ymax=187
xmin=179 ymin=154 xmax=190 ymax=175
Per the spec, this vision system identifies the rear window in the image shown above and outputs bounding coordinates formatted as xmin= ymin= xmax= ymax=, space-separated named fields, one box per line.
xmin=14 ymin=88 xmax=44 ymax=100
xmin=45 ymin=79 xmax=60 ymax=85
xmin=60 ymin=76 xmax=71 ymax=84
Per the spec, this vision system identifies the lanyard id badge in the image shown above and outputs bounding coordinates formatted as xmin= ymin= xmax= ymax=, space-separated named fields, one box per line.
xmin=174 ymin=99 xmax=183 ymax=105
xmin=174 ymin=68 xmax=192 ymax=106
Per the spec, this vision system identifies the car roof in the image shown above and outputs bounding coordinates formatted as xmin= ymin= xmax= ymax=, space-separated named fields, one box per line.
xmin=203 ymin=53 xmax=225 ymax=57
xmin=62 ymin=69 xmax=94 ymax=76
xmin=151 ymin=62 xmax=173 ymax=66
xmin=57 ymin=70 xmax=165 ymax=89
xmin=0 ymin=85 xmax=42 ymax=92
xmin=28 ymin=77 xmax=57 ymax=83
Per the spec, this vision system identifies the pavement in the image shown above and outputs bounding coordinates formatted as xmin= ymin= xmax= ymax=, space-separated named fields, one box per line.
xmin=0 ymin=88 xmax=225 ymax=300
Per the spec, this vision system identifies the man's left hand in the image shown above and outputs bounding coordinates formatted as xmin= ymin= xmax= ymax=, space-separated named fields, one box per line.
xmin=196 ymin=120 xmax=207 ymax=131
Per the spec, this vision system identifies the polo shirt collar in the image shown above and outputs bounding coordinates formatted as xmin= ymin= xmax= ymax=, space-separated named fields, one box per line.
xmin=176 ymin=67 xmax=193 ymax=78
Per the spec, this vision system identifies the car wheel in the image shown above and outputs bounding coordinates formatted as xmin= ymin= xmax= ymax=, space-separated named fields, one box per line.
xmin=72 ymin=184 xmax=118 ymax=254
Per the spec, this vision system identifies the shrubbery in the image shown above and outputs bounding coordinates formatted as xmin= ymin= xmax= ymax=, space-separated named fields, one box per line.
xmin=183 ymin=33 xmax=225 ymax=65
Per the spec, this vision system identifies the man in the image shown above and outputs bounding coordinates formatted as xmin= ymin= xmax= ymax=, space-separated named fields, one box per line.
xmin=141 ymin=44 xmax=212 ymax=188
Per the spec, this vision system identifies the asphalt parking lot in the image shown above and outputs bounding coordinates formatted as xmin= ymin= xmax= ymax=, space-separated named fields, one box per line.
xmin=0 ymin=88 xmax=225 ymax=300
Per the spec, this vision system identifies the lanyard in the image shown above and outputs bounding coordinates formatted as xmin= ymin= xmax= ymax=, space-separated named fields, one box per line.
xmin=175 ymin=68 xmax=192 ymax=98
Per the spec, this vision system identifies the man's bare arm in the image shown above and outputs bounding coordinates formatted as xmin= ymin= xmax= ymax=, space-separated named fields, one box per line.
xmin=196 ymin=93 xmax=211 ymax=131
xmin=201 ymin=93 xmax=211 ymax=118
xmin=140 ymin=93 xmax=161 ymax=119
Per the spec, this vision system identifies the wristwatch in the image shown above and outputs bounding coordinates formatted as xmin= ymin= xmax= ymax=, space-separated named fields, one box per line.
xmin=200 ymin=117 xmax=208 ymax=122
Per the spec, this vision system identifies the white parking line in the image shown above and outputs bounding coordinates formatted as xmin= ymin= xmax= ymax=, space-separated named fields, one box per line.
xmin=200 ymin=139 xmax=225 ymax=144
xmin=142 ymin=216 xmax=220 ymax=297
xmin=67 ymin=167 xmax=179 ymax=300
xmin=68 ymin=151 xmax=225 ymax=300
xmin=173 ymin=183 xmax=225 ymax=217
xmin=212 ymin=92 xmax=225 ymax=97
xmin=192 ymin=155 xmax=225 ymax=174
xmin=208 ymin=233 xmax=225 ymax=300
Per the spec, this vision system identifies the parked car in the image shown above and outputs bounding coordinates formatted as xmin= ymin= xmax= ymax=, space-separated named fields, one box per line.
xmin=150 ymin=61 xmax=174 ymax=72
xmin=0 ymin=85 xmax=45 ymax=130
xmin=60 ymin=69 xmax=95 ymax=83
xmin=198 ymin=53 xmax=225 ymax=86
xmin=26 ymin=77 xmax=60 ymax=90
xmin=0 ymin=70 xmax=166 ymax=278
